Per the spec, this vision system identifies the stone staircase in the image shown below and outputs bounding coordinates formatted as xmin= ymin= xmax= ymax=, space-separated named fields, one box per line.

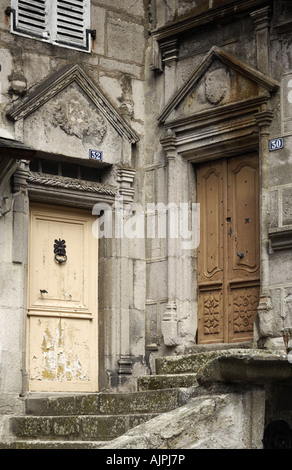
xmin=0 ymin=387 xmax=195 ymax=449
xmin=3 ymin=345 xmax=283 ymax=449
xmin=0 ymin=349 xmax=211 ymax=449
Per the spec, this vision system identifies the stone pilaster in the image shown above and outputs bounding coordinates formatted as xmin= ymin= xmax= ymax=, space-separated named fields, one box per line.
xmin=250 ymin=7 xmax=271 ymax=75
xmin=255 ymin=109 xmax=274 ymax=343
xmin=160 ymin=130 xmax=179 ymax=346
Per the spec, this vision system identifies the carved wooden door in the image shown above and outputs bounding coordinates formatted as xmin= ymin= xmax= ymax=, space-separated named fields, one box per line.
xmin=27 ymin=203 xmax=98 ymax=391
xmin=197 ymin=154 xmax=260 ymax=344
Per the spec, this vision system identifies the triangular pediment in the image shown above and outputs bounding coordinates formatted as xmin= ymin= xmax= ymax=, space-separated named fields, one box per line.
xmin=7 ymin=64 xmax=139 ymax=144
xmin=158 ymin=46 xmax=279 ymax=124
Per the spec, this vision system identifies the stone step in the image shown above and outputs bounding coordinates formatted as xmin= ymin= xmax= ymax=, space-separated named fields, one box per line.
xmin=155 ymin=348 xmax=253 ymax=375
xmin=0 ymin=440 xmax=108 ymax=449
xmin=137 ymin=373 xmax=198 ymax=391
xmin=9 ymin=413 xmax=158 ymax=441
xmin=24 ymin=389 xmax=183 ymax=416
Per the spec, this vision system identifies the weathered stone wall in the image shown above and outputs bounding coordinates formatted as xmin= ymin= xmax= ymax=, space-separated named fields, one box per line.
xmin=0 ymin=0 xmax=149 ymax=403
xmin=143 ymin=0 xmax=292 ymax=362
xmin=1 ymin=0 xmax=292 ymax=409
xmin=144 ymin=1 xmax=262 ymax=365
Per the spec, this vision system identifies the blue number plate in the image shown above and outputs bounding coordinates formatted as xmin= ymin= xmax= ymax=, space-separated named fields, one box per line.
xmin=269 ymin=138 xmax=284 ymax=151
xmin=89 ymin=150 xmax=103 ymax=161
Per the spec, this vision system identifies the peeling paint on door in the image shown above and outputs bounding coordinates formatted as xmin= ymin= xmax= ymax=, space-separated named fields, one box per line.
xmin=38 ymin=320 xmax=89 ymax=382
xmin=27 ymin=204 xmax=98 ymax=392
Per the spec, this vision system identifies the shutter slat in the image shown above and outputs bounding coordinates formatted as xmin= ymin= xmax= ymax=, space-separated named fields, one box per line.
xmin=58 ymin=0 xmax=84 ymax=8
xmin=16 ymin=0 xmax=47 ymax=34
xmin=56 ymin=0 xmax=86 ymax=46
xmin=57 ymin=19 xmax=83 ymax=29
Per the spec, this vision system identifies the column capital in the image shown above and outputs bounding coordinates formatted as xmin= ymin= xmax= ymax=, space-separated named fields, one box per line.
xmin=160 ymin=38 xmax=180 ymax=65
xmin=117 ymin=168 xmax=135 ymax=201
xmin=250 ymin=6 xmax=271 ymax=31
xmin=13 ymin=160 xmax=30 ymax=192
xmin=255 ymin=110 xmax=274 ymax=132
xmin=160 ymin=130 xmax=177 ymax=162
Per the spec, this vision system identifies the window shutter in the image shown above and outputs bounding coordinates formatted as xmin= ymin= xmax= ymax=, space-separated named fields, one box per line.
xmin=10 ymin=0 xmax=91 ymax=51
xmin=55 ymin=0 xmax=90 ymax=51
xmin=11 ymin=0 xmax=48 ymax=39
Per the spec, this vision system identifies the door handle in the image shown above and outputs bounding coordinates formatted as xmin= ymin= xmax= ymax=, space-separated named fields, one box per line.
xmin=237 ymin=252 xmax=244 ymax=259
xmin=40 ymin=289 xmax=48 ymax=294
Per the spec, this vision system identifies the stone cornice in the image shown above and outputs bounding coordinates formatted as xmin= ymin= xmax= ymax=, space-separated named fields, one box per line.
xmin=151 ymin=0 xmax=271 ymax=42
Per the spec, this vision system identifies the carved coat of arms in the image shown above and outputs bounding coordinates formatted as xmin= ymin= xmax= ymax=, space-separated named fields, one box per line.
xmin=205 ymin=68 xmax=229 ymax=105
xmin=50 ymin=87 xmax=107 ymax=142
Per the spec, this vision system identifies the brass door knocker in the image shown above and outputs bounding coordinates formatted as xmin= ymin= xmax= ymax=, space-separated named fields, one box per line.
xmin=54 ymin=239 xmax=67 ymax=264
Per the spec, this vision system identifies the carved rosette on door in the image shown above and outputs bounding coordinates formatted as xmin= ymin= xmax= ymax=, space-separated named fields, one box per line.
xmin=197 ymin=154 xmax=260 ymax=344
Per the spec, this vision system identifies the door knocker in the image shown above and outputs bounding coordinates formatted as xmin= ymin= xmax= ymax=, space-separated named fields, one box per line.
xmin=54 ymin=239 xmax=67 ymax=264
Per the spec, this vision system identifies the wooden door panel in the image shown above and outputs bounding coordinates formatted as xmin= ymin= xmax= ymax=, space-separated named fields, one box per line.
xmin=27 ymin=204 xmax=98 ymax=392
xmin=228 ymin=283 xmax=260 ymax=343
xmin=197 ymin=160 xmax=224 ymax=284
xmin=29 ymin=215 xmax=91 ymax=312
xmin=27 ymin=316 xmax=95 ymax=391
xmin=197 ymin=155 xmax=259 ymax=344
xmin=197 ymin=160 xmax=225 ymax=344
xmin=228 ymin=154 xmax=260 ymax=279
xmin=198 ymin=286 xmax=224 ymax=343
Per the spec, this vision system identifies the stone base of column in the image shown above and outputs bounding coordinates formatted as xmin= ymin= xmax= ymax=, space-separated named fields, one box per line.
xmin=161 ymin=301 xmax=178 ymax=347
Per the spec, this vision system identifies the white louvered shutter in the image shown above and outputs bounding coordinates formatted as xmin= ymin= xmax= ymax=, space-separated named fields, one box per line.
xmin=10 ymin=0 xmax=91 ymax=51
xmin=11 ymin=0 xmax=48 ymax=39
xmin=55 ymin=0 xmax=90 ymax=51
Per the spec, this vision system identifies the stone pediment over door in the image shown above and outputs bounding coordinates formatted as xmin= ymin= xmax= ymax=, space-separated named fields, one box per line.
xmin=7 ymin=64 xmax=139 ymax=166
xmin=159 ymin=46 xmax=280 ymax=160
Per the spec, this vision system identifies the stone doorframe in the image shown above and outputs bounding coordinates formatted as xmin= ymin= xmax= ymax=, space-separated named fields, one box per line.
xmin=158 ymin=46 xmax=280 ymax=347
xmin=12 ymin=159 xmax=136 ymax=392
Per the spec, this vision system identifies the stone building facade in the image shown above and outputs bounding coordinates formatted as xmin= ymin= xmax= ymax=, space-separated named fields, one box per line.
xmin=1 ymin=0 xmax=292 ymax=431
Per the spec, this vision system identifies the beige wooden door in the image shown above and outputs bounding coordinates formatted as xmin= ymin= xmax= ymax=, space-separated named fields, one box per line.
xmin=197 ymin=154 xmax=260 ymax=344
xmin=27 ymin=203 xmax=98 ymax=391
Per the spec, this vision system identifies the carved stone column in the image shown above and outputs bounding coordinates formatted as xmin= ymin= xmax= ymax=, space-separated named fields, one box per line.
xmin=255 ymin=109 xmax=274 ymax=343
xmin=160 ymin=130 xmax=179 ymax=346
xmin=12 ymin=160 xmax=30 ymax=395
xmin=116 ymin=168 xmax=136 ymax=380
